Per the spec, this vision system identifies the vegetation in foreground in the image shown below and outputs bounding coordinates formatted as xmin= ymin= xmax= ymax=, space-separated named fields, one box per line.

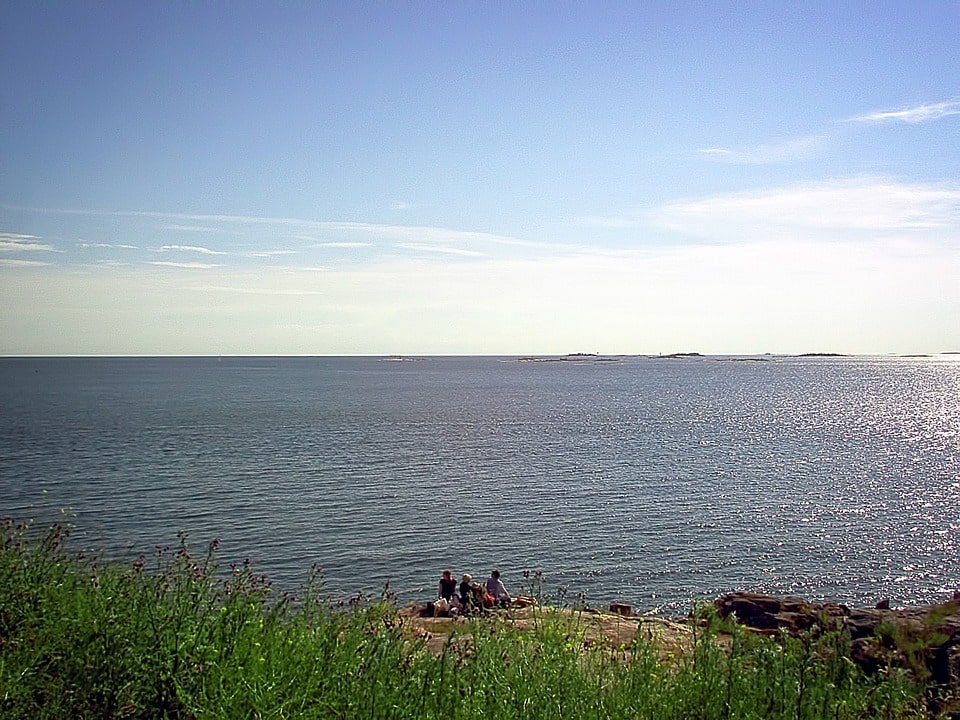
xmin=0 ymin=520 xmax=949 ymax=719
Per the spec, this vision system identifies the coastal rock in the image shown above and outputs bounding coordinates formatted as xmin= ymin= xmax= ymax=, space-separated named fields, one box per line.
xmin=714 ymin=591 xmax=960 ymax=687
xmin=713 ymin=592 xmax=848 ymax=632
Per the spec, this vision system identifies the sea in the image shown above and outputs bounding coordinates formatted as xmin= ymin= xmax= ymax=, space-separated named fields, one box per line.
xmin=2 ymin=354 xmax=958 ymax=615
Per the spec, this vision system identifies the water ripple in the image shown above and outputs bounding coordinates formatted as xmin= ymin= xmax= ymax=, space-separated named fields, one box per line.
xmin=2 ymin=355 xmax=958 ymax=613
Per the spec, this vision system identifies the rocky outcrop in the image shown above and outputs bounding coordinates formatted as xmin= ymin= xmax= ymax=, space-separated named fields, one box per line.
xmin=714 ymin=591 xmax=960 ymax=688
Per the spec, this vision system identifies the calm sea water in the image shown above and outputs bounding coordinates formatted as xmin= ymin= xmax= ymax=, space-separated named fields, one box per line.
xmin=2 ymin=355 xmax=958 ymax=614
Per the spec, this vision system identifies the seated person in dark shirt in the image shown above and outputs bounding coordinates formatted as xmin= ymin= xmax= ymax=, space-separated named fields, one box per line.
xmin=439 ymin=569 xmax=457 ymax=601
xmin=459 ymin=573 xmax=481 ymax=611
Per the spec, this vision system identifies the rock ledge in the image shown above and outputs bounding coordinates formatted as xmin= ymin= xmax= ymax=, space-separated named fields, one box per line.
xmin=715 ymin=591 xmax=960 ymax=687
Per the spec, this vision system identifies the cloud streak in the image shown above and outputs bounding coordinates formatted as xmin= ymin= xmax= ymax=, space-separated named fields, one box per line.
xmin=244 ymin=249 xmax=298 ymax=258
xmin=584 ymin=178 xmax=960 ymax=239
xmin=654 ymin=178 xmax=960 ymax=239
xmin=147 ymin=261 xmax=221 ymax=269
xmin=0 ymin=232 xmax=54 ymax=252
xmin=164 ymin=224 xmax=220 ymax=233
xmin=396 ymin=243 xmax=485 ymax=257
xmin=78 ymin=242 xmax=139 ymax=250
xmin=698 ymin=135 xmax=823 ymax=164
xmin=314 ymin=221 xmax=531 ymax=248
xmin=847 ymin=101 xmax=960 ymax=124
xmin=311 ymin=241 xmax=374 ymax=249
xmin=113 ymin=210 xmax=523 ymax=248
xmin=160 ymin=244 xmax=227 ymax=255
xmin=0 ymin=258 xmax=50 ymax=267
xmin=205 ymin=285 xmax=328 ymax=296
xmin=5 ymin=206 xmax=542 ymax=260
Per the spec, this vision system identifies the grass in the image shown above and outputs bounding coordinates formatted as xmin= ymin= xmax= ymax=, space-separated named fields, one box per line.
xmin=0 ymin=519 xmax=949 ymax=719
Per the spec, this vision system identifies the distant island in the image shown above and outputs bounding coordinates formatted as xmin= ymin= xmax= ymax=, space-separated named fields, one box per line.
xmin=516 ymin=353 xmax=621 ymax=363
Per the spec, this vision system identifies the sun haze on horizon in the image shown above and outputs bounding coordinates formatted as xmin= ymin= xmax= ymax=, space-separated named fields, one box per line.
xmin=1 ymin=3 xmax=958 ymax=357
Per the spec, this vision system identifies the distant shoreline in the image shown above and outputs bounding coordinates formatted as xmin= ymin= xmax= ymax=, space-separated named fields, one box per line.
xmin=3 ymin=351 xmax=960 ymax=359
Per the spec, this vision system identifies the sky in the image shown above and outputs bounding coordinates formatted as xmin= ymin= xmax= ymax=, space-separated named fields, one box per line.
xmin=1 ymin=2 xmax=958 ymax=356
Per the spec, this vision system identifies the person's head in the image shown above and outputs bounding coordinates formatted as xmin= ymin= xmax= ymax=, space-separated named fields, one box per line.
xmin=442 ymin=570 xmax=452 ymax=579
xmin=462 ymin=573 xmax=472 ymax=583
xmin=491 ymin=569 xmax=500 ymax=579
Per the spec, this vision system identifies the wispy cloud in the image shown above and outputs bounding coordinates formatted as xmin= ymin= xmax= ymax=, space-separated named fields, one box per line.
xmin=847 ymin=101 xmax=960 ymax=124
xmin=78 ymin=242 xmax=138 ymax=250
xmin=3 ymin=208 xmax=539 ymax=259
xmin=164 ymin=224 xmax=219 ymax=233
xmin=1 ymin=232 xmax=40 ymax=241
xmin=5 ymin=220 xmax=957 ymax=355
xmin=0 ymin=232 xmax=54 ymax=252
xmin=160 ymin=244 xmax=227 ymax=255
xmin=0 ymin=258 xmax=50 ymax=266
xmin=396 ymin=243 xmax=485 ymax=257
xmin=147 ymin=261 xmax=221 ymax=269
xmin=654 ymin=177 xmax=960 ymax=239
xmin=698 ymin=135 xmax=823 ymax=164
xmin=244 ymin=250 xmax=299 ymax=258
xmin=116 ymin=211 xmax=510 ymax=246
xmin=314 ymin=221 xmax=530 ymax=248
xmin=206 ymin=285 xmax=327 ymax=296
xmin=578 ymin=213 xmax=646 ymax=229
xmin=698 ymin=148 xmax=734 ymax=158
xmin=282 ymin=266 xmax=329 ymax=274
xmin=312 ymin=241 xmax=373 ymax=249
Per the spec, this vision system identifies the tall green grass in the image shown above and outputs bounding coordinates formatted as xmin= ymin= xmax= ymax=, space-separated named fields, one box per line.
xmin=0 ymin=519 xmax=945 ymax=718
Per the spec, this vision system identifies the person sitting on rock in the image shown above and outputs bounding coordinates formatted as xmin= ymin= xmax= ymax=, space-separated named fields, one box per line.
xmin=485 ymin=569 xmax=512 ymax=607
xmin=459 ymin=573 xmax=476 ymax=611
xmin=438 ymin=569 xmax=457 ymax=602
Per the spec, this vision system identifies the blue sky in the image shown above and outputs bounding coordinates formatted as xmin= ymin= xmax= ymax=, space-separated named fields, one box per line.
xmin=2 ymin=1 xmax=958 ymax=355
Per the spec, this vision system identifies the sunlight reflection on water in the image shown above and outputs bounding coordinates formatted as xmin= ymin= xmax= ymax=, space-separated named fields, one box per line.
xmin=2 ymin=355 xmax=958 ymax=613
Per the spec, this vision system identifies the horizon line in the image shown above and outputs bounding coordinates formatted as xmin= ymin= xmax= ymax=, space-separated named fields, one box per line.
xmin=2 ymin=352 xmax=958 ymax=360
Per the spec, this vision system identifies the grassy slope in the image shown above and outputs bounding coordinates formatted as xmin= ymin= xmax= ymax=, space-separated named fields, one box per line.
xmin=0 ymin=520 xmax=945 ymax=719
